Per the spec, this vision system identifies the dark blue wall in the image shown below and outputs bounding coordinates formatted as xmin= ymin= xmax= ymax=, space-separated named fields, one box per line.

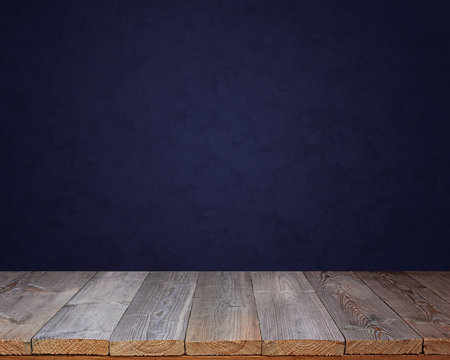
xmin=1 ymin=0 xmax=449 ymax=270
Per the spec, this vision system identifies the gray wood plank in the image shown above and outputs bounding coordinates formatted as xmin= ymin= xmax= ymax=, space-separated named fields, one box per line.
xmin=0 ymin=272 xmax=27 ymax=292
xmin=185 ymin=272 xmax=261 ymax=355
xmin=305 ymin=271 xmax=422 ymax=355
xmin=32 ymin=271 xmax=148 ymax=355
xmin=251 ymin=272 xmax=345 ymax=356
xmin=0 ymin=271 xmax=94 ymax=355
xmin=110 ymin=272 xmax=198 ymax=356
xmin=406 ymin=272 xmax=450 ymax=302
xmin=357 ymin=271 xmax=450 ymax=355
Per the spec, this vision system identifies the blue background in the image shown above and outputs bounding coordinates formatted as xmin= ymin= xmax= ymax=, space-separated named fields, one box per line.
xmin=1 ymin=0 xmax=449 ymax=270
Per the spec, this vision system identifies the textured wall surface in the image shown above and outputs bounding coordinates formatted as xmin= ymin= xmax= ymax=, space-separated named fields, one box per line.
xmin=1 ymin=0 xmax=449 ymax=270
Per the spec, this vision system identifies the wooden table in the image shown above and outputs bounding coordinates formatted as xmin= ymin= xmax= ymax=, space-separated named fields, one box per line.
xmin=0 ymin=272 xmax=449 ymax=360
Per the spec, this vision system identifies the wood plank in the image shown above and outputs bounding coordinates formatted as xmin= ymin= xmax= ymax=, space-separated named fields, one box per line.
xmin=357 ymin=271 xmax=450 ymax=355
xmin=110 ymin=272 xmax=198 ymax=356
xmin=1 ymin=355 xmax=450 ymax=360
xmin=0 ymin=271 xmax=94 ymax=355
xmin=304 ymin=271 xmax=422 ymax=355
xmin=185 ymin=271 xmax=261 ymax=355
xmin=32 ymin=271 xmax=148 ymax=356
xmin=0 ymin=272 xmax=28 ymax=293
xmin=251 ymin=272 xmax=345 ymax=356
xmin=407 ymin=272 xmax=450 ymax=302
xmin=251 ymin=271 xmax=317 ymax=293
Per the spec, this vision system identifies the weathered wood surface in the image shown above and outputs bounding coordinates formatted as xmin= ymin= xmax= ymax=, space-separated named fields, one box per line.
xmin=185 ymin=272 xmax=261 ymax=355
xmin=0 ymin=272 xmax=27 ymax=292
xmin=1 ymin=271 xmax=449 ymax=357
xmin=251 ymin=272 xmax=344 ymax=356
xmin=110 ymin=272 xmax=198 ymax=356
xmin=32 ymin=272 xmax=148 ymax=355
xmin=2 ymin=355 xmax=450 ymax=360
xmin=0 ymin=271 xmax=94 ymax=355
xmin=357 ymin=271 xmax=450 ymax=355
xmin=407 ymin=272 xmax=450 ymax=302
xmin=304 ymin=271 xmax=423 ymax=355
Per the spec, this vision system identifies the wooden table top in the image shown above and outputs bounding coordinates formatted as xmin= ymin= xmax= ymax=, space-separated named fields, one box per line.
xmin=0 ymin=271 xmax=449 ymax=359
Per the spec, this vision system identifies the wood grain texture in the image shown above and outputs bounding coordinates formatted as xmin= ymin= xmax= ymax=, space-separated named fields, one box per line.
xmin=406 ymin=272 xmax=450 ymax=302
xmin=32 ymin=272 xmax=148 ymax=356
xmin=185 ymin=272 xmax=261 ymax=355
xmin=1 ymin=355 xmax=450 ymax=360
xmin=304 ymin=272 xmax=422 ymax=355
xmin=0 ymin=271 xmax=94 ymax=355
xmin=0 ymin=272 xmax=27 ymax=293
xmin=357 ymin=271 xmax=450 ymax=355
xmin=251 ymin=272 xmax=345 ymax=356
xmin=110 ymin=272 xmax=198 ymax=356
